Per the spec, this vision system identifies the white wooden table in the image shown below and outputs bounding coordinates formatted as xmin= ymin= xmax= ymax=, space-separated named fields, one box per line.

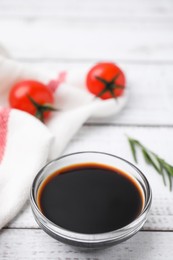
xmin=0 ymin=0 xmax=173 ymax=259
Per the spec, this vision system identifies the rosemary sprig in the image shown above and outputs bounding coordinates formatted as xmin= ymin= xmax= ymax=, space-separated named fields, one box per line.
xmin=127 ymin=137 xmax=173 ymax=190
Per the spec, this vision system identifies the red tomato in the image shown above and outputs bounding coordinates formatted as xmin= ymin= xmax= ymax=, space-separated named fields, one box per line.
xmin=86 ymin=63 xmax=125 ymax=99
xmin=9 ymin=80 xmax=55 ymax=121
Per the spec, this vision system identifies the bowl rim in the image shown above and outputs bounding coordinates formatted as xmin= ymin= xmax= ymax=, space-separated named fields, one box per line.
xmin=30 ymin=151 xmax=152 ymax=244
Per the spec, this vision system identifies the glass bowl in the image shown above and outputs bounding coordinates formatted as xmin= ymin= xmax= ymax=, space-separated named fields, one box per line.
xmin=30 ymin=151 xmax=152 ymax=249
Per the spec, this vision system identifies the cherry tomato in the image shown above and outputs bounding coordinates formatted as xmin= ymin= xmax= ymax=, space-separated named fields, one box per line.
xmin=86 ymin=62 xmax=126 ymax=99
xmin=9 ymin=80 xmax=55 ymax=121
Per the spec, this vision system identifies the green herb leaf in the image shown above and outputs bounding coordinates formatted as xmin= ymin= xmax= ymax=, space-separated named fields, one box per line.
xmin=156 ymin=158 xmax=166 ymax=186
xmin=127 ymin=137 xmax=173 ymax=191
xmin=128 ymin=137 xmax=137 ymax=163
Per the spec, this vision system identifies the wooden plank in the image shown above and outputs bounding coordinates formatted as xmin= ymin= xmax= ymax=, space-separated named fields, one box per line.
xmin=0 ymin=229 xmax=173 ymax=260
xmin=0 ymin=19 xmax=173 ymax=61
xmin=0 ymin=0 xmax=172 ymax=21
xmin=14 ymin=61 xmax=173 ymax=125
xmin=8 ymin=125 xmax=173 ymax=230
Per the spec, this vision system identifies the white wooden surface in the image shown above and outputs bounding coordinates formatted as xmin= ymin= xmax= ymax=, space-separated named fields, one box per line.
xmin=0 ymin=0 xmax=173 ymax=259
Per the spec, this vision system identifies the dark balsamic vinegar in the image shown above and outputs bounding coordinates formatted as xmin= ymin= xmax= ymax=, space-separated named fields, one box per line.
xmin=37 ymin=163 xmax=144 ymax=234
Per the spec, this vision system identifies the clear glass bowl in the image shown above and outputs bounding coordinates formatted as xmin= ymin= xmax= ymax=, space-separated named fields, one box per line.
xmin=30 ymin=151 xmax=152 ymax=249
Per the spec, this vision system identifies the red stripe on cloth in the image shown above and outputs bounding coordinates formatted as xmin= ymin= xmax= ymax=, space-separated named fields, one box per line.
xmin=0 ymin=108 xmax=10 ymax=163
xmin=48 ymin=71 xmax=67 ymax=93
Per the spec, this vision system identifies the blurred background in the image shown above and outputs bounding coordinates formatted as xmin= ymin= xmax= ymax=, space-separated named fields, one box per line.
xmin=0 ymin=0 xmax=172 ymax=61
xmin=0 ymin=0 xmax=172 ymax=125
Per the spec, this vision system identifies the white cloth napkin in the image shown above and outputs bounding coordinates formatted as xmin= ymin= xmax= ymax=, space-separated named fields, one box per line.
xmin=0 ymin=108 xmax=52 ymax=229
xmin=0 ymin=54 xmax=127 ymax=229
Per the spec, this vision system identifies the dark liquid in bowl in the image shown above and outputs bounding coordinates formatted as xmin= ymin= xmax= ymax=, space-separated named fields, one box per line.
xmin=37 ymin=163 xmax=144 ymax=234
